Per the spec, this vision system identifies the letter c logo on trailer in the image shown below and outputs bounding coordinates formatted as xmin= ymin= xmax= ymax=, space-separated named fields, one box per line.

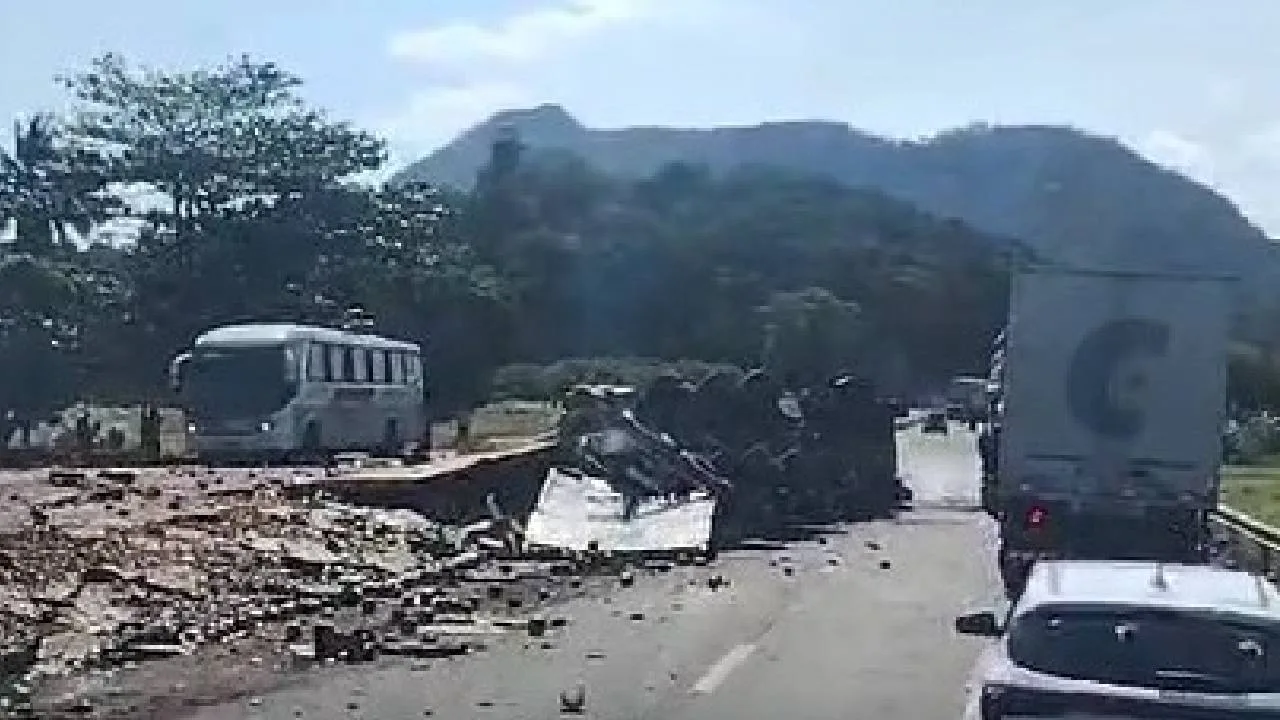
xmin=1066 ymin=318 xmax=1171 ymax=440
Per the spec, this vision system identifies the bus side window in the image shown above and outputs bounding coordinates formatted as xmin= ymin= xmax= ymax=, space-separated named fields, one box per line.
xmin=329 ymin=344 xmax=346 ymax=382
xmin=340 ymin=345 xmax=355 ymax=380
xmin=352 ymin=347 xmax=369 ymax=382
xmin=406 ymin=353 xmax=422 ymax=385
xmin=284 ymin=346 xmax=300 ymax=382
xmin=308 ymin=343 xmax=328 ymax=382
xmin=370 ymin=350 xmax=386 ymax=382
xmin=390 ymin=352 xmax=405 ymax=384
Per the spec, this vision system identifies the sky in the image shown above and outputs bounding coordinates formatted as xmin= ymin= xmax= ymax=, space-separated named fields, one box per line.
xmin=3 ymin=0 xmax=1280 ymax=234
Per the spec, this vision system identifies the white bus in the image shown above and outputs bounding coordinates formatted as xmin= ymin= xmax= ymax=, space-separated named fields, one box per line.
xmin=170 ymin=323 xmax=426 ymax=460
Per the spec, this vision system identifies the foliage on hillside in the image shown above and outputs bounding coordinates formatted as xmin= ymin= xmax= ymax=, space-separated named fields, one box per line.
xmin=397 ymin=105 xmax=1276 ymax=291
xmin=3 ymin=56 xmax=1278 ymax=444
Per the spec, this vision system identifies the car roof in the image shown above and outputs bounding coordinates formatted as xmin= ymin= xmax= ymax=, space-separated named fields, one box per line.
xmin=194 ymin=323 xmax=420 ymax=351
xmin=1017 ymin=560 xmax=1280 ymax=620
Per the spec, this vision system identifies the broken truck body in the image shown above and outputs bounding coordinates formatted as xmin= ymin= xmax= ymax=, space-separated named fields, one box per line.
xmin=525 ymin=371 xmax=907 ymax=555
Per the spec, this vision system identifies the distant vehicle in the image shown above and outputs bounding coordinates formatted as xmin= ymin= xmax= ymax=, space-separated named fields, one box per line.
xmin=956 ymin=560 xmax=1280 ymax=719
xmin=944 ymin=402 xmax=967 ymax=421
xmin=947 ymin=375 xmax=989 ymax=421
xmin=170 ymin=323 xmax=426 ymax=460
xmin=881 ymin=397 xmax=909 ymax=419
xmin=921 ymin=410 xmax=948 ymax=434
xmin=994 ymin=266 xmax=1234 ymax=596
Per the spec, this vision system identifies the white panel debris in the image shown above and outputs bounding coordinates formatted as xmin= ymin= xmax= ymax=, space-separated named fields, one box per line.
xmin=524 ymin=467 xmax=716 ymax=553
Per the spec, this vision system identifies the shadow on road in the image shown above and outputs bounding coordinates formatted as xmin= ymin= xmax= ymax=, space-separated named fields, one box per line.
xmin=714 ymin=511 xmax=892 ymax=551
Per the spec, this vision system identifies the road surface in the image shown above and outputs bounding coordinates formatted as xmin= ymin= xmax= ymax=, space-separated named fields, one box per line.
xmin=191 ymin=421 xmax=998 ymax=720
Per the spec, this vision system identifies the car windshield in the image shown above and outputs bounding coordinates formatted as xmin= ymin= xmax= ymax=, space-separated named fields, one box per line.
xmin=182 ymin=345 xmax=295 ymax=422
xmin=1007 ymin=604 xmax=1280 ymax=694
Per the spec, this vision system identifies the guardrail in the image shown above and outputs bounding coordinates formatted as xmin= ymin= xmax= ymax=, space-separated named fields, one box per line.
xmin=1209 ymin=505 xmax=1280 ymax=579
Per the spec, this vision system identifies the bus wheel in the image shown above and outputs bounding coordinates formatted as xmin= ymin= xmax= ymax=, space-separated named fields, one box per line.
xmin=380 ymin=419 xmax=402 ymax=457
xmin=300 ymin=421 xmax=323 ymax=464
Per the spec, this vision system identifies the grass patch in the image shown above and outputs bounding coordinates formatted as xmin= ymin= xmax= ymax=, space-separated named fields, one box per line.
xmin=1222 ymin=465 xmax=1280 ymax=526
xmin=1247 ymin=452 xmax=1280 ymax=468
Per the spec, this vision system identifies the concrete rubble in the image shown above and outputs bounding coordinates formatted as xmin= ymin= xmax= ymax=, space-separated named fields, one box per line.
xmin=0 ymin=464 xmax=606 ymax=718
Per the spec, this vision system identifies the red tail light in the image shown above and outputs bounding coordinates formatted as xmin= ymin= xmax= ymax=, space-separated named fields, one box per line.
xmin=1025 ymin=505 xmax=1048 ymax=530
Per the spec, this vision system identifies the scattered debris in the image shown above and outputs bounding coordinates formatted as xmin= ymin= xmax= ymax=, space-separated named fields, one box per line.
xmin=0 ymin=464 xmax=598 ymax=716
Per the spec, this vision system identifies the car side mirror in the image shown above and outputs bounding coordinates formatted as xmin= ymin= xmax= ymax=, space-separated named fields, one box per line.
xmin=954 ymin=610 xmax=1001 ymax=637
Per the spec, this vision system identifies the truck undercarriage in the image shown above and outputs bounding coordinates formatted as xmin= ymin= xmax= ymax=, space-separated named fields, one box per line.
xmin=996 ymin=499 xmax=1212 ymax=598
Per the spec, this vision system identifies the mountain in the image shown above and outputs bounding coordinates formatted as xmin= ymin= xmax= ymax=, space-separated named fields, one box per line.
xmin=395 ymin=104 xmax=1278 ymax=290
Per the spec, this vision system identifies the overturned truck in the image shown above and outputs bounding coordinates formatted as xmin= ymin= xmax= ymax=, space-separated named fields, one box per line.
xmin=549 ymin=370 xmax=910 ymax=547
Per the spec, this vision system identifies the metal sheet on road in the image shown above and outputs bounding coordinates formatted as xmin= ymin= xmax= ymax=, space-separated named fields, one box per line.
xmin=524 ymin=467 xmax=716 ymax=553
xmin=897 ymin=423 xmax=982 ymax=509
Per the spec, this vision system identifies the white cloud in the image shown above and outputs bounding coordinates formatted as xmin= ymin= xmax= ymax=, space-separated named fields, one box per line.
xmin=1135 ymin=129 xmax=1216 ymax=182
xmin=379 ymin=0 xmax=688 ymax=167
xmin=388 ymin=0 xmax=653 ymax=70
xmin=1241 ymin=124 xmax=1280 ymax=165
xmin=374 ymin=81 xmax=532 ymax=169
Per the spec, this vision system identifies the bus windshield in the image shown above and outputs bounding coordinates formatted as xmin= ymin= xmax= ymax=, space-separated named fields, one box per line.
xmin=182 ymin=345 xmax=296 ymax=422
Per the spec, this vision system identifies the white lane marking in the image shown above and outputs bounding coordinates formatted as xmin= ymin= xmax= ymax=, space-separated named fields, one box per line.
xmin=691 ymin=643 xmax=758 ymax=695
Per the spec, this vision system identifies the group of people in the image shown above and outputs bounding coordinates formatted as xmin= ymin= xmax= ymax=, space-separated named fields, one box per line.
xmin=65 ymin=404 xmax=164 ymax=460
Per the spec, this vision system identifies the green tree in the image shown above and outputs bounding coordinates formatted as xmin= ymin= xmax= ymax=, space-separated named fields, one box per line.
xmin=52 ymin=54 xmax=389 ymax=396
xmin=758 ymin=287 xmax=864 ymax=387
xmin=0 ymin=115 xmax=118 ymax=256
xmin=0 ymin=255 xmax=86 ymax=442
xmin=0 ymin=115 xmax=122 ymax=437
xmin=58 ymin=53 xmax=385 ymax=251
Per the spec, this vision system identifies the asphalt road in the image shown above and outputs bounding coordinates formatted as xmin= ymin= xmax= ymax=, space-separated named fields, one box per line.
xmin=190 ymin=421 xmax=998 ymax=720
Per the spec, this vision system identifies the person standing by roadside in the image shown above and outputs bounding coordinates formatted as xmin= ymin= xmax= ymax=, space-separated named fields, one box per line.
xmin=140 ymin=404 xmax=161 ymax=462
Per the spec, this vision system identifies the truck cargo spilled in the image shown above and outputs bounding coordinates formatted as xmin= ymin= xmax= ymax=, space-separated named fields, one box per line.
xmin=529 ymin=375 xmax=912 ymax=556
